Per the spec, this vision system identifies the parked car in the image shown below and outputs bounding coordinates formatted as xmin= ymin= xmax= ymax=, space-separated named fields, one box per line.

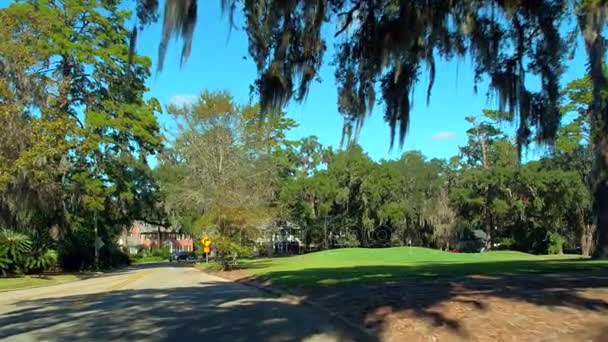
xmin=169 ymin=251 xmax=190 ymax=262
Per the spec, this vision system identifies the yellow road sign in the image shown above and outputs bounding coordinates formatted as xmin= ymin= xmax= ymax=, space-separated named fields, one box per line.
xmin=203 ymin=246 xmax=210 ymax=253
xmin=201 ymin=236 xmax=211 ymax=247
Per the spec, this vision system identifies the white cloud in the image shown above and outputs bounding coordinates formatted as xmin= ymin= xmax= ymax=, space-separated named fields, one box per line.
xmin=169 ymin=94 xmax=198 ymax=106
xmin=432 ymin=131 xmax=457 ymax=141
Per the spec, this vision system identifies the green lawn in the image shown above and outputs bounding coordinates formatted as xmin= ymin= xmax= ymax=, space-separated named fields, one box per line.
xmin=131 ymin=256 xmax=167 ymax=264
xmin=0 ymin=274 xmax=83 ymax=291
xmin=226 ymin=247 xmax=608 ymax=289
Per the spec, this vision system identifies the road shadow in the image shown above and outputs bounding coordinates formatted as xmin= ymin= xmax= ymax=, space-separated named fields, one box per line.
xmin=234 ymin=259 xmax=608 ymax=340
xmin=0 ymin=279 xmax=375 ymax=341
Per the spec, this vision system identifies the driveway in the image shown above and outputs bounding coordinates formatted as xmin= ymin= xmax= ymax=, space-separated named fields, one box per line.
xmin=0 ymin=263 xmax=373 ymax=341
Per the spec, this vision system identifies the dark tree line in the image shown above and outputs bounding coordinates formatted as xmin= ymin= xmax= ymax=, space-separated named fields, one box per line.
xmin=0 ymin=0 xmax=163 ymax=272
xmin=279 ymin=114 xmax=591 ymax=255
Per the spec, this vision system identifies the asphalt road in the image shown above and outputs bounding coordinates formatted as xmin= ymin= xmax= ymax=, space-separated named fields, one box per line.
xmin=0 ymin=263 xmax=373 ymax=342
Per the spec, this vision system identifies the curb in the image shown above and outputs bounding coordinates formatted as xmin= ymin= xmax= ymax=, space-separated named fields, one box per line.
xmin=200 ymin=269 xmax=376 ymax=340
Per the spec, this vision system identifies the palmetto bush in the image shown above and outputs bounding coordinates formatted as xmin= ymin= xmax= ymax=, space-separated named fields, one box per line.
xmin=0 ymin=228 xmax=58 ymax=275
xmin=0 ymin=228 xmax=32 ymax=275
xmin=24 ymin=248 xmax=59 ymax=272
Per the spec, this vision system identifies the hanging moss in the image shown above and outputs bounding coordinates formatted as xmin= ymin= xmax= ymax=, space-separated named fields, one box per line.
xmin=142 ymin=0 xmax=569 ymax=153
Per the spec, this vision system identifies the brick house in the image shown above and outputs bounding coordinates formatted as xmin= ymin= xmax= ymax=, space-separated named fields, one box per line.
xmin=118 ymin=220 xmax=194 ymax=255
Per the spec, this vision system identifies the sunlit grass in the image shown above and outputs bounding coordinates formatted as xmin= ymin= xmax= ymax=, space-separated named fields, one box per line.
xmin=229 ymin=247 xmax=608 ymax=289
xmin=131 ymin=256 xmax=167 ymax=264
xmin=0 ymin=274 xmax=82 ymax=290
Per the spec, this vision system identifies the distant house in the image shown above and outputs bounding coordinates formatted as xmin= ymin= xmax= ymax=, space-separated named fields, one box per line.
xmin=256 ymin=220 xmax=303 ymax=255
xmin=118 ymin=220 xmax=194 ymax=255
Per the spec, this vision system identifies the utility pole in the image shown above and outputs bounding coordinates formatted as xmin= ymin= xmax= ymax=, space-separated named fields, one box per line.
xmin=94 ymin=211 xmax=99 ymax=271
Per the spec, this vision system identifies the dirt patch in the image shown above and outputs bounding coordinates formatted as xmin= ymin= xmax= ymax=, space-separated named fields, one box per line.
xmin=208 ymin=269 xmax=608 ymax=342
xmin=205 ymin=268 xmax=249 ymax=282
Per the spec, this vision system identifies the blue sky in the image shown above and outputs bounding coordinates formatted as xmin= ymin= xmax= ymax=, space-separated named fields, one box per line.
xmin=3 ymin=0 xmax=589 ymax=162
xmin=136 ymin=1 xmax=588 ymax=161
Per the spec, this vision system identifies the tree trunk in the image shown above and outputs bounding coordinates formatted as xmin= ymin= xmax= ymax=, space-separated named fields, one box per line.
xmin=581 ymin=6 xmax=608 ymax=258
xmin=594 ymin=182 xmax=608 ymax=258
xmin=157 ymin=226 xmax=161 ymax=248
xmin=480 ymin=135 xmax=489 ymax=170
xmin=483 ymin=189 xmax=493 ymax=251
xmin=267 ymin=234 xmax=274 ymax=257
xmin=581 ymin=223 xmax=596 ymax=257
xmin=485 ymin=214 xmax=493 ymax=251
xmin=473 ymin=123 xmax=489 ymax=169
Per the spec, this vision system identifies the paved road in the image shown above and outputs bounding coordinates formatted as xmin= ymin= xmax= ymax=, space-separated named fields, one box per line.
xmin=0 ymin=263 xmax=373 ymax=342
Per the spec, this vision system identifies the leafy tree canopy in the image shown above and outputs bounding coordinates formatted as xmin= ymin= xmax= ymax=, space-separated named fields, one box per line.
xmin=0 ymin=0 xmax=162 ymax=269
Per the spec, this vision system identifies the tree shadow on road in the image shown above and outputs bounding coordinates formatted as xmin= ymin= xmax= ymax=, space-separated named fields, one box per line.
xmin=235 ymin=259 xmax=608 ymax=340
xmin=0 ymin=278 xmax=375 ymax=341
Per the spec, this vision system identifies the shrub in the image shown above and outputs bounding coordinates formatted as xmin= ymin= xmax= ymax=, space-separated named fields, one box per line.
xmin=0 ymin=252 xmax=9 ymax=275
xmin=0 ymin=229 xmax=61 ymax=275
xmin=136 ymin=246 xmax=150 ymax=258
xmin=214 ymin=237 xmax=253 ymax=270
xmin=151 ymin=247 xmax=171 ymax=259
xmin=59 ymin=230 xmax=130 ymax=271
xmin=547 ymin=232 xmax=565 ymax=255
xmin=99 ymin=244 xmax=131 ymax=269
xmin=0 ymin=229 xmax=33 ymax=275
xmin=58 ymin=231 xmax=94 ymax=271
xmin=456 ymin=228 xmax=486 ymax=253
xmin=25 ymin=248 xmax=59 ymax=273
xmin=389 ymin=232 xmax=404 ymax=247
xmin=336 ymin=230 xmax=360 ymax=248
xmin=255 ymin=242 xmax=272 ymax=257
xmin=456 ymin=239 xmax=484 ymax=253
xmin=495 ymin=237 xmax=516 ymax=250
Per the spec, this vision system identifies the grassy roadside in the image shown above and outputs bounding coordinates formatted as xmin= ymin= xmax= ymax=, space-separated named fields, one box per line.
xmin=200 ymin=247 xmax=608 ymax=289
xmin=195 ymin=262 xmax=222 ymax=273
xmin=130 ymin=256 xmax=167 ymax=264
xmin=0 ymin=274 xmax=86 ymax=291
xmin=0 ymin=261 xmax=136 ymax=291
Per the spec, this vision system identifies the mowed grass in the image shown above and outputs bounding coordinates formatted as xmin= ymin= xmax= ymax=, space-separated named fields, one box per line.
xmin=234 ymin=247 xmax=608 ymax=289
xmin=131 ymin=256 xmax=167 ymax=264
xmin=0 ymin=274 xmax=82 ymax=291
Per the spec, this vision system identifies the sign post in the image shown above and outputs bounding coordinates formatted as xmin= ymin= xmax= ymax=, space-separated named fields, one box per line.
xmin=201 ymin=236 xmax=212 ymax=263
xmin=93 ymin=211 xmax=101 ymax=270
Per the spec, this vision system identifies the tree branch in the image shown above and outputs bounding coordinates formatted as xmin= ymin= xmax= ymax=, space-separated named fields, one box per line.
xmin=334 ymin=1 xmax=362 ymax=37
xmin=68 ymin=111 xmax=85 ymax=129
